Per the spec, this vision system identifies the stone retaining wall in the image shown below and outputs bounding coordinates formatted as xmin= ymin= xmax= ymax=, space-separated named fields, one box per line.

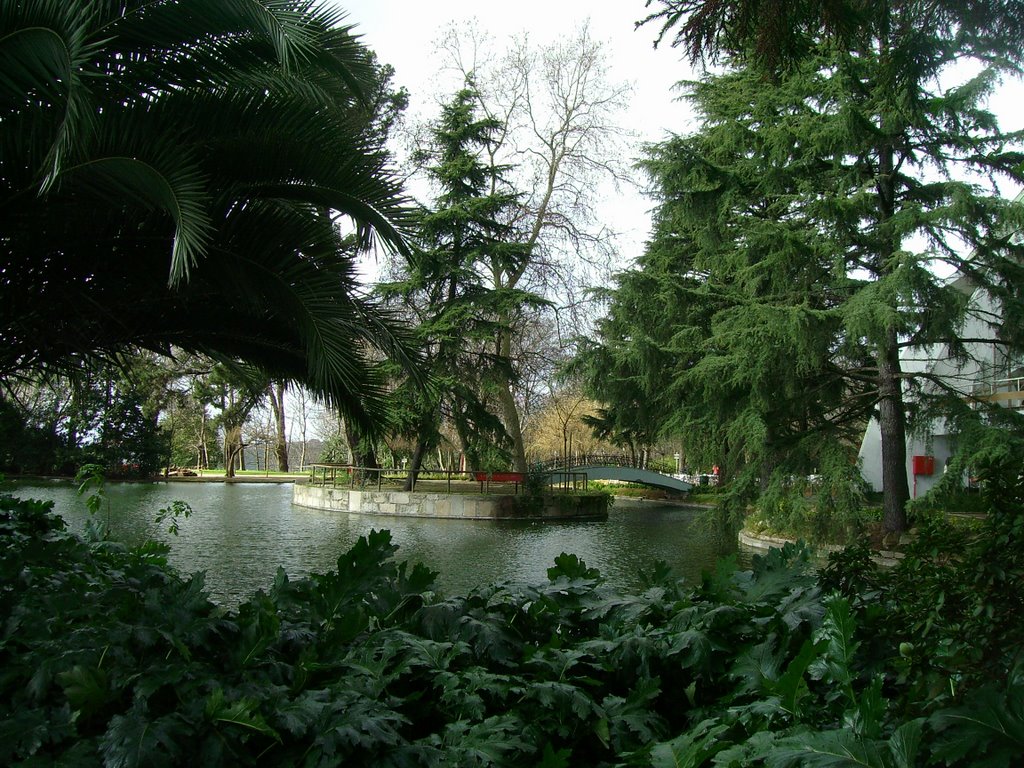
xmin=738 ymin=529 xmax=904 ymax=567
xmin=293 ymin=482 xmax=608 ymax=520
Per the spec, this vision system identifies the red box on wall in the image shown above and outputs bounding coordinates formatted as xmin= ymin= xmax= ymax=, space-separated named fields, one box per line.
xmin=912 ymin=455 xmax=935 ymax=476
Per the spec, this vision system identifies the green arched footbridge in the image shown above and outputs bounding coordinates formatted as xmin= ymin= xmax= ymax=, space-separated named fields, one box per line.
xmin=542 ymin=456 xmax=692 ymax=494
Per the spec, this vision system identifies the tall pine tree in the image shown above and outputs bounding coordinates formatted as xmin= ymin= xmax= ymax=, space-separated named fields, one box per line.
xmin=381 ymin=85 xmax=536 ymax=484
xmin=585 ymin=36 xmax=1024 ymax=531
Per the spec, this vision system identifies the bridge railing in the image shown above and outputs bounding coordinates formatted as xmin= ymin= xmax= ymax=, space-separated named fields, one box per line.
xmin=537 ymin=454 xmax=678 ymax=474
xmin=308 ymin=464 xmax=480 ymax=494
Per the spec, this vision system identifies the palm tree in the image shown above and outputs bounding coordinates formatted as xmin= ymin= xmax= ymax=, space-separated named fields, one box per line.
xmin=0 ymin=0 xmax=418 ymax=431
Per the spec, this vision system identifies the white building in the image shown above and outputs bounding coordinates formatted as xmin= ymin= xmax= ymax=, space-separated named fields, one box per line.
xmin=859 ymin=201 xmax=1024 ymax=498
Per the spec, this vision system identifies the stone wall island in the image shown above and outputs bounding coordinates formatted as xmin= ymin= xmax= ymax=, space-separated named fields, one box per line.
xmin=293 ymin=482 xmax=609 ymax=521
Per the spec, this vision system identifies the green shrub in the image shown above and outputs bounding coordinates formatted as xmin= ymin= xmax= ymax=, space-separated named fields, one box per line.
xmin=523 ymin=462 xmax=549 ymax=497
xmin=752 ymin=470 xmax=870 ymax=544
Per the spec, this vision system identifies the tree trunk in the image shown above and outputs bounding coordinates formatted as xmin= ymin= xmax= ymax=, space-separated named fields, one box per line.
xmin=198 ymin=410 xmax=209 ymax=470
xmin=404 ymin=408 xmax=437 ymax=491
xmin=497 ymin=379 xmax=528 ymax=472
xmin=878 ymin=329 xmax=910 ymax=532
xmin=453 ymin=402 xmax=477 ymax=471
xmin=267 ymin=381 xmax=289 ymax=472
xmin=163 ymin=420 xmax=174 ymax=477
xmin=297 ymin=388 xmax=308 ymax=470
xmin=404 ymin=437 xmax=428 ymax=492
xmin=492 ymin=322 xmax=528 ymax=473
xmin=874 ymin=113 xmax=910 ymax=533
xmin=223 ymin=425 xmax=242 ymax=479
xmin=344 ymin=418 xmax=378 ymax=483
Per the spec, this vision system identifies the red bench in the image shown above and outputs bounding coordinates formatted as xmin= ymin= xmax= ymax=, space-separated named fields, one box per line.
xmin=473 ymin=471 xmax=525 ymax=492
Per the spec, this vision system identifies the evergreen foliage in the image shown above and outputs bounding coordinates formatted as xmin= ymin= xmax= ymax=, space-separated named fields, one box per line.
xmin=380 ymin=84 xmax=540 ymax=475
xmin=580 ymin=23 xmax=1024 ymax=531
xmin=0 ymin=357 xmax=173 ymax=477
xmin=641 ymin=0 xmax=1024 ymax=76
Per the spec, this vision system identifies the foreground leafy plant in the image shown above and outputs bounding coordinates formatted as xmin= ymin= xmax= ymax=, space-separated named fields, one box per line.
xmin=1 ymin=465 xmax=1021 ymax=765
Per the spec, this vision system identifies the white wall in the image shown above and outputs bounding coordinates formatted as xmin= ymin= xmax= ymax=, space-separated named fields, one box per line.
xmin=858 ymin=284 xmax=1001 ymax=498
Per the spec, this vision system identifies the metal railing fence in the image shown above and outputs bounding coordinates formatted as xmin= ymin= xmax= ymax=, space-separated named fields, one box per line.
xmin=306 ymin=464 xmax=588 ymax=495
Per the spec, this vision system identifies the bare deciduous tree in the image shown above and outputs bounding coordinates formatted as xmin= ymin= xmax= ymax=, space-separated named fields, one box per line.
xmin=435 ymin=22 xmax=634 ymax=471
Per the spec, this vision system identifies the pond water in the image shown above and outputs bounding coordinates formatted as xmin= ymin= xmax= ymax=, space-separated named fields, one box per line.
xmin=9 ymin=480 xmax=743 ymax=605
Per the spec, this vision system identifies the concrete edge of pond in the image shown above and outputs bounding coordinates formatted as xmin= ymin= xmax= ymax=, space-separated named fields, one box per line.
xmin=738 ymin=529 xmax=905 ymax=568
xmin=612 ymin=496 xmax=714 ymax=508
xmin=293 ymin=483 xmax=609 ymax=521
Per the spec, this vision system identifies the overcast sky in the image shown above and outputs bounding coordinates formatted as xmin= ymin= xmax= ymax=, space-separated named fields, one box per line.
xmin=338 ymin=0 xmax=703 ymax=274
xmin=339 ymin=1 xmax=700 ymax=136
xmin=338 ymin=1 xmax=1024 ymax=278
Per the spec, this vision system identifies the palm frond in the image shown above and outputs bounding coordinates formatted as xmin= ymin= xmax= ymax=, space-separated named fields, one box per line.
xmin=0 ymin=0 xmax=421 ymax=428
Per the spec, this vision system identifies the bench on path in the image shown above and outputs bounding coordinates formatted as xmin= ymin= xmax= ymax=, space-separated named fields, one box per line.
xmin=473 ymin=471 xmax=525 ymax=493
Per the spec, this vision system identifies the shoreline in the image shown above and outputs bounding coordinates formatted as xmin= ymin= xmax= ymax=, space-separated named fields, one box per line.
xmin=10 ymin=475 xmax=720 ymax=499
xmin=612 ymin=494 xmax=714 ymax=509
xmin=738 ymin=528 xmax=905 ymax=567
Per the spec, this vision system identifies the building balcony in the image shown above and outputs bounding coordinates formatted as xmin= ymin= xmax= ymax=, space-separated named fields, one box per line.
xmin=971 ymin=374 xmax=1024 ymax=410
